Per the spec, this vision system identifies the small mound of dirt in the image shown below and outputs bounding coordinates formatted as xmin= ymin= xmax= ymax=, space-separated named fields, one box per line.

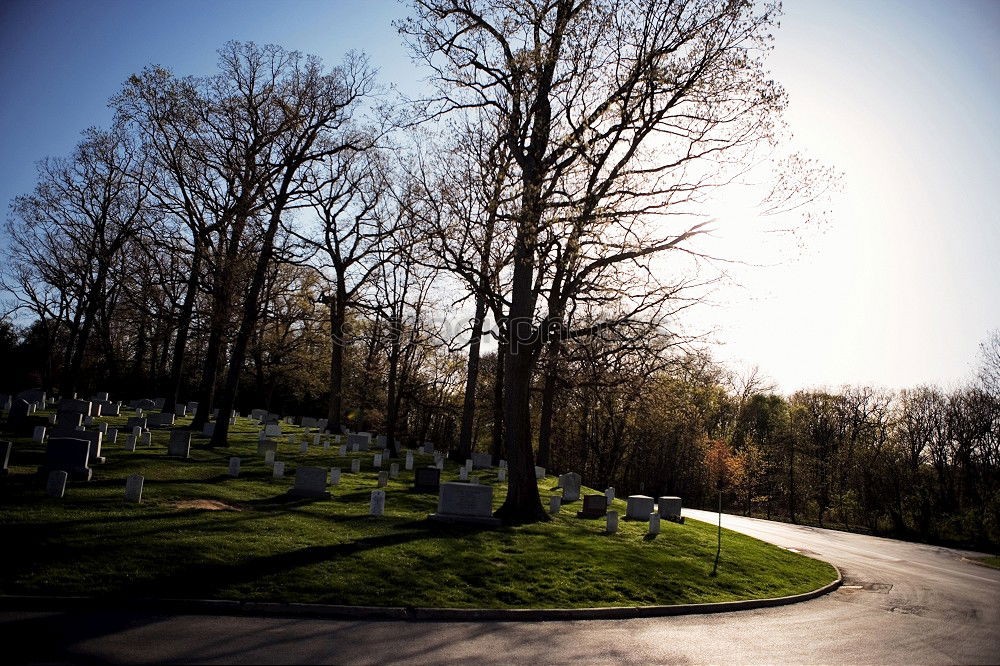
xmin=172 ymin=499 xmax=242 ymax=512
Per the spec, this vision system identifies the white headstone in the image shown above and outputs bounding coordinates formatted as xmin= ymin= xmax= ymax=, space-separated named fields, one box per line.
xmin=313 ymin=434 xmax=321 ymax=446
xmin=626 ymin=495 xmax=655 ymax=519
xmin=459 ymin=466 xmax=468 ymax=481
xmin=46 ymin=470 xmax=68 ymax=498
xmin=535 ymin=466 xmax=546 ymax=480
xmin=228 ymin=457 xmax=241 ymax=477
xmin=497 ymin=468 xmax=506 ymax=482
xmin=606 ymin=510 xmax=619 ymax=533
xmin=370 ymin=489 xmax=385 ymax=516
xmin=436 ymin=459 xmax=444 ymax=470
xmin=350 ymin=459 xmax=360 ymax=473
xmin=605 ymin=487 xmax=615 ymax=504
xmin=405 ymin=451 xmax=414 ymax=470
xmin=125 ymin=474 xmax=144 ymax=503
xmin=389 ymin=462 xmax=399 ymax=479
xmin=559 ymin=472 xmax=582 ymax=502
xmin=373 ymin=453 xmax=382 ymax=468
xmin=465 ymin=458 xmax=473 ymax=471
xmin=330 ymin=467 xmax=341 ymax=485
xmin=272 ymin=461 xmax=285 ymax=478
xmin=338 ymin=444 xmax=347 ymax=456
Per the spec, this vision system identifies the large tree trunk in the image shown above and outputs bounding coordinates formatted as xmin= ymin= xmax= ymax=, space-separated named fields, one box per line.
xmin=458 ymin=295 xmax=487 ymax=462
xmin=385 ymin=315 xmax=402 ymax=457
xmin=164 ymin=243 xmax=202 ymax=416
xmin=190 ymin=311 xmax=226 ymax=431
xmin=325 ymin=287 xmax=347 ymax=429
xmin=536 ymin=337 xmax=561 ymax=469
xmin=491 ymin=342 xmax=505 ymax=462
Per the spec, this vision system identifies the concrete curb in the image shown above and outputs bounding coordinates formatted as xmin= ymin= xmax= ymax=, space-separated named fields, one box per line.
xmin=0 ymin=569 xmax=841 ymax=622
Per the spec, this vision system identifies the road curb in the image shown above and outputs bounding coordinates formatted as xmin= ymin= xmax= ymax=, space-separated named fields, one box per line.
xmin=0 ymin=569 xmax=841 ymax=622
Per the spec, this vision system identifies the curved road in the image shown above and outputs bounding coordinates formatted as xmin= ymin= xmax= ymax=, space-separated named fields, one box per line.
xmin=3 ymin=509 xmax=998 ymax=664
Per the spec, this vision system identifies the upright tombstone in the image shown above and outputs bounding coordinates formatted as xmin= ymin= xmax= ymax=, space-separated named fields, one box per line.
xmin=338 ymin=444 xmax=347 ymax=456
xmin=534 ymin=466 xmax=546 ymax=480
xmin=124 ymin=434 xmax=137 ymax=452
xmin=168 ymin=431 xmax=191 ymax=458
xmin=549 ymin=496 xmax=561 ymax=514
xmin=373 ymin=453 xmax=382 ymax=468
xmin=389 ymin=462 xmax=399 ymax=479
xmin=559 ymin=472 xmax=582 ymax=502
xmin=626 ymin=495 xmax=655 ymax=520
xmin=657 ymin=496 xmax=683 ymax=522
xmin=126 ymin=416 xmax=147 ymax=432
xmin=80 ymin=430 xmax=105 ymax=465
xmin=369 ymin=489 xmax=385 ymax=516
xmin=46 ymin=470 xmax=68 ymax=498
xmin=605 ymin=487 xmax=615 ymax=505
xmin=290 ymin=466 xmax=330 ymax=498
xmin=140 ymin=432 xmax=152 ymax=447
xmin=147 ymin=412 xmax=175 ymax=428
xmin=1 ymin=440 xmax=11 ymax=475
xmin=265 ymin=450 xmax=275 ymax=465
xmin=263 ymin=424 xmax=282 ymax=438
xmin=499 ymin=459 xmax=508 ymax=469
xmin=471 ymin=452 xmax=492 ymax=469
xmin=7 ymin=399 xmax=32 ymax=433
xmin=125 ymin=474 xmax=144 ymax=503
xmin=174 ymin=405 xmax=187 ymax=417
xmin=329 ymin=467 xmax=341 ymax=485
xmin=32 ymin=426 xmax=47 ymax=443
xmin=272 ymin=461 xmax=285 ymax=479
xmin=228 ymin=457 xmax=241 ymax=477
xmin=606 ymin=510 xmax=619 ymax=533
xmin=299 ymin=441 xmax=308 ymax=454
xmin=376 ymin=434 xmax=387 ymax=450
xmin=312 ymin=434 xmax=322 ymax=447
xmin=413 ymin=466 xmax=441 ymax=493
xmin=429 ymin=482 xmax=500 ymax=526
xmin=257 ymin=439 xmax=278 ymax=458
xmin=422 ymin=441 xmax=434 ymax=455
xmin=348 ymin=432 xmax=371 ymax=451
xmin=458 ymin=466 xmax=469 ymax=481
xmin=377 ymin=471 xmax=388 ymax=488
xmin=497 ymin=468 xmax=506 ymax=482
xmin=202 ymin=423 xmax=215 ymax=437
xmin=577 ymin=494 xmax=608 ymax=519
xmin=106 ymin=428 xmax=118 ymax=445
xmin=648 ymin=512 xmax=661 ymax=535
xmin=350 ymin=459 xmax=361 ymax=474
xmin=39 ymin=438 xmax=92 ymax=481
xmin=404 ymin=451 xmax=414 ymax=470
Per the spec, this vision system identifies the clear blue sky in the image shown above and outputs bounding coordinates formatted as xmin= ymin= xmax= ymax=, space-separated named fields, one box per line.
xmin=1 ymin=0 xmax=997 ymax=391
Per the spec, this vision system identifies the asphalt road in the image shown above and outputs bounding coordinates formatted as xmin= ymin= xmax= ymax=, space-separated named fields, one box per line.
xmin=3 ymin=509 xmax=998 ymax=664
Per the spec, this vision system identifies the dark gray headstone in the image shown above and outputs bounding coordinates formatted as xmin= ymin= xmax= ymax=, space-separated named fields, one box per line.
xmin=168 ymin=431 xmax=191 ymax=458
xmin=413 ymin=466 xmax=441 ymax=493
xmin=471 ymin=452 xmax=492 ymax=469
xmin=577 ymin=494 xmax=608 ymax=519
xmin=7 ymin=399 xmax=31 ymax=432
xmin=39 ymin=437 xmax=92 ymax=482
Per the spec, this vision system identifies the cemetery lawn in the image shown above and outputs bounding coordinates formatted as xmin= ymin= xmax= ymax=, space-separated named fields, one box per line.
xmin=0 ymin=414 xmax=837 ymax=609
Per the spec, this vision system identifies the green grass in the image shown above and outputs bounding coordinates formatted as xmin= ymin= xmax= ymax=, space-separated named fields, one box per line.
xmin=0 ymin=411 xmax=837 ymax=608
xmin=970 ymin=556 xmax=1000 ymax=570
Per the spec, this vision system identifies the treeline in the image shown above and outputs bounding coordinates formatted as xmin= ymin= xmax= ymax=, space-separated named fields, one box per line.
xmin=4 ymin=2 xmax=994 ymax=538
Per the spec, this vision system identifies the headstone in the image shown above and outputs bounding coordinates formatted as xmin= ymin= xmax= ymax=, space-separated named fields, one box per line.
xmin=373 ymin=453 xmax=382 ymax=468
xmin=605 ymin=487 xmax=615 ymax=505
xmin=464 ymin=458 xmax=473 ymax=471
xmin=497 ymin=468 xmax=506 ymax=482
xmin=257 ymin=439 xmax=278 ymax=458
xmin=422 ymin=441 xmax=434 ymax=455
xmin=228 ymin=457 xmax=241 ymax=477
xmin=389 ymin=462 xmax=399 ymax=479
xmin=174 ymin=405 xmax=187 ymax=417
xmin=429 ymin=482 xmax=500 ymax=526
xmin=290 ymin=466 xmax=330 ymax=498
xmin=472 ymin=452 xmax=492 ymax=469
xmin=350 ymin=459 xmax=360 ymax=473
xmin=272 ymin=461 xmax=285 ymax=478
xmin=59 ymin=398 xmax=92 ymax=417
xmin=140 ymin=432 xmax=151 ymax=447
xmin=657 ymin=496 xmax=683 ymax=521
xmin=124 ymin=435 xmax=137 ymax=452
xmin=499 ymin=459 xmax=507 ymax=469
xmin=435 ymin=459 xmax=444 ymax=471
xmin=549 ymin=496 xmax=561 ymax=514
xmin=79 ymin=430 xmax=104 ymax=464
xmin=329 ymin=467 xmax=341 ymax=485
xmin=97 ymin=422 xmax=108 ymax=434
xmin=126 ymin=416 xmax=147 ymax=431
xmin=301 ymin=416 xmax=318 ymax=430
xmin=577 ymin=494 xmax=608 ymax=519
xmin=187 ymin=401 xmax=199 ymax=414
xmin=348 ymin=432 xmax=370 ymax=451
xmin=299 ymin=442 xmax=308 ymax=454
xmin=7 ymin=399 xmax=30 ymax=432
xmin=535 ymin=466 xmax=545 ymax=480
xmin=559 ymin=472 xmax=582 ymax=502
xmin=459 ymin=466 xmax=468 ymax=481
xmin=106 ymin=428 xmax=117 ymax=444
xmin=168 ymin=431 xmax=191 ymax=458
xmin=98 ymin=401 xmax=120 ymax=417
xmin=377 ymin=470 xmax=388 ymax=487
xmin=202 ymin=423 xmax=215 ymax=437
xmin=312 ymin=434 xmax=321 ymax=446
xmin=39 ymin=438 xmax=92 ymax=481
xmin=265 ymin=450 xmax=275 ymax=465
xmin=648 ymin=512 xmax=661 ymax=535
xmin=626 ymin=495 xmax=655 ymax=519
xmin=370 ymin=489 xmax=385 ymax=516
xmin=58 ymin=411 xmax=83 ymax=429
xmin=405 ymin=451 xmax=414 ymax=470
xmin=46 ymin=470 xmax=68 ymax=498
xmin=264 ymin=424 xmax=282 ymax=437
xmin=32 ymin=425 xmax=47 ymax=443
xmin=0 ymin=440 xmax=11 ymax=475
xmin=287 ymin=434 xmax=299 ymax=445
xmin=147 ymin=412 xmax=175 ymax=428
xmin=606 ymin=510 xmax=619 ymax=533
xmin=338 ymin=444 xmax=347 ymax=456
xmin=125 ymin=474 xmax=144 ymax=503
xmin=376 ymin=434 xmax=387 ymax=449
xmin=413 ymin=466 xmax=441 ymax=493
